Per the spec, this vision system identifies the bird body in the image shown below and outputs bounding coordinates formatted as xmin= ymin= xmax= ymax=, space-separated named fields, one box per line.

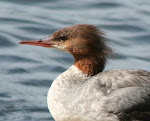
xmin=48 ymin=65 xmax=150 ymax=121
xmin=19 ymin=24 xmax=150 ymax=121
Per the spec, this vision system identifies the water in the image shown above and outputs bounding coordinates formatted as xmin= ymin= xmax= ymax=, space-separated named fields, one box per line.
xmin=0 ymin=0 xmax=150 ymax=121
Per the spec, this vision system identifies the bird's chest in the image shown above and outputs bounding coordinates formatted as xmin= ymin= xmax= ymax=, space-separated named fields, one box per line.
xmin=47 ymin=80 xmax=108 ymax=121
xmin=47 ymin=81 xmax=87 ymax=120
xmin=46 ymin=66 xmax=118 ymax=121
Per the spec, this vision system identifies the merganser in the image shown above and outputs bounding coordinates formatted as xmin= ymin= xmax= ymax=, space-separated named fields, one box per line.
xmin=19 ymin=24 xmax=150 ymax=121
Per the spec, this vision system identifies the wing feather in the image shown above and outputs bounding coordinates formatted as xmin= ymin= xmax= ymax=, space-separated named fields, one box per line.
xmin=95 ymin=69 xmax=150 ymax=120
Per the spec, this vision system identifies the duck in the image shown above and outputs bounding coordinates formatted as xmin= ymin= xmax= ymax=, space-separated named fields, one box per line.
xmin=19 ymin=24 xmax=150 ymax=121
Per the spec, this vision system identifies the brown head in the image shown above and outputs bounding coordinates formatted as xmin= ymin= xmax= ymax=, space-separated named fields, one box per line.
xmin=19 ymin=24 xmax=113 ymax=76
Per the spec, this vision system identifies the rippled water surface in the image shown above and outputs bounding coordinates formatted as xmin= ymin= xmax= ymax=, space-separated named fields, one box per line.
xmin=0 ymin=0 xmax=150 ymax=121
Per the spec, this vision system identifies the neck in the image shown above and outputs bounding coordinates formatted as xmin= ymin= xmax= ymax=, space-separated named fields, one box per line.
xmin=74 ymin=52 xmax=106 ymax=76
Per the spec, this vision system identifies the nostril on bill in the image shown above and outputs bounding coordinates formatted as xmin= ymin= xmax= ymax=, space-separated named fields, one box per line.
xmin=38 ymin=40 xmax=43 ymax=42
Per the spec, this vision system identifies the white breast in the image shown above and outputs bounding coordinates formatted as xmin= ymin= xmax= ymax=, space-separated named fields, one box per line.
xmin=47 ymin=65 xmax=150 ymax=121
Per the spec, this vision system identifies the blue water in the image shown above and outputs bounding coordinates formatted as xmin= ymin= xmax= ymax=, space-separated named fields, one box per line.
xmin=0 ymin=0 xmax=150 ymax=121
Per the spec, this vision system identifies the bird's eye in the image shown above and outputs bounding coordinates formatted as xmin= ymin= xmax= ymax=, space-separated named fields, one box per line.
xmin=59 ymin=35 xmax=67 ymax=41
